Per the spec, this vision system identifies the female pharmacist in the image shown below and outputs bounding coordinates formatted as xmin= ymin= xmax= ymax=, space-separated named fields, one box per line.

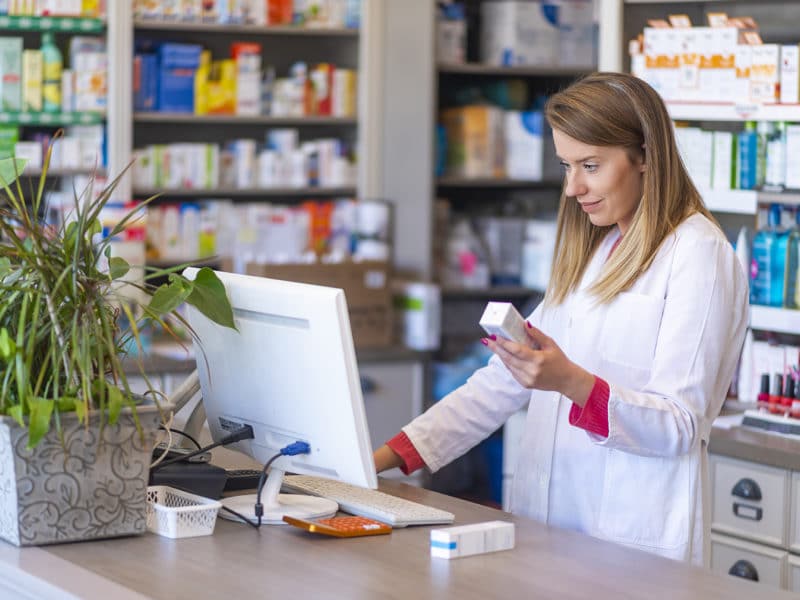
xmin=374 ymin=72 xmax=749 ymax=566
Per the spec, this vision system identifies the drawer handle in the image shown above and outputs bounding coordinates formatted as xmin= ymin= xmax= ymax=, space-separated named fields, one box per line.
xmin=731 ymin=478 xmax=762 ymax=501
xmin=732 ymin=502 xmax=763 ymax=521
xmin=360 ymin=376 xmax=378 ymax=395
xmin=728 ymin=559 xmax=759 ymax=582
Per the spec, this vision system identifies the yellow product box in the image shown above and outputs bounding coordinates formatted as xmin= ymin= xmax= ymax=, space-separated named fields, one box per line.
xmin=440 ymin=105 xmax=505 ymax=179
xmin=22 ymin=50 xmax=42 ymax=113
xmin=734 ymin=44 xmax=752 ymax=104
xmin=750 ymin=44 xmax=780 ymax=103
xmin=332 ymin=68 xmax=356 ymax=117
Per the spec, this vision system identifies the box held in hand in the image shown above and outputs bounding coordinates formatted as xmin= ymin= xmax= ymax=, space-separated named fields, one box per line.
xmin=479 ymin=301 xmax=528 ymax=345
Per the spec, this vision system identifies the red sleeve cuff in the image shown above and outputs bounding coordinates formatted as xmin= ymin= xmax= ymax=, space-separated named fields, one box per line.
xmin=386 ymin=431 xmax=426 ymax=475
xmin=569 ymin=377 xmax=610 ymax=438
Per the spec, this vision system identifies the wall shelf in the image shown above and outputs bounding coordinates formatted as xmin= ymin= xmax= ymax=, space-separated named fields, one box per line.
xmin=0 ymin=15 xmax=104 ymax=32
xmin=133 ymin=20 xmax=358 ymax=36
xmin=750 ymin=306 xmax=800 ymax=335
xmin=700 ymin=189 xmax=758 ymax=215
xmin=438 ymin=63 xmax=590 ymax=77
xmin=442 ymin=286 xmax=543 ymax=299
xmin=667 ymin=102 xmax=800 ymax=123
xmin=0 ymin=111 xmax=104 ymax=126
xmin=134 ymin=186 xmax=357 ymax=198
xmin=21 ymin=168 xmax=106 ymax=177
xmin=133 ymin=113 xmax=357 ymax=125
xmin=437 ymin=176 xmax=562 ymax=189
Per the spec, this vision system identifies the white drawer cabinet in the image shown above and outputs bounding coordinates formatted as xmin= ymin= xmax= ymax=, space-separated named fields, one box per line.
xmin=711 ymin=455 xmax=789 ymax=548
xmin=790 ymin=473 xmax=800 ymax=554
xmin=790 ymin=555 xmax=800 ymax=593
xmin=360 ymin=361 xmax=424 ymax=484
xmin=710 ymin=533 xmax=787 ymax=589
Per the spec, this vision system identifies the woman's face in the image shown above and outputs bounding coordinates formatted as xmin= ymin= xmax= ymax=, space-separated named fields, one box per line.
xmin=552 ymin=129 xmax=645 ymax=236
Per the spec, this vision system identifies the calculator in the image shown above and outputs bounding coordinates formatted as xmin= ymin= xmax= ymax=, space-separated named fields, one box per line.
xmin=283 ymin=515 xmax=392 ymax=537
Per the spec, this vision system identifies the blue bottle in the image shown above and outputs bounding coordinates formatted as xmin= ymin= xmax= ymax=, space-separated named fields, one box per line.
xmin=751 ymin=204 xmax=787 ymax=306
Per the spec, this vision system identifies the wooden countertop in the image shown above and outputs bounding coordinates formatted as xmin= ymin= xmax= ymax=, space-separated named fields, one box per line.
xmin=0 ymin=479 xmax=792 ymax=599
xmin=710 ymin=424 xmax=800 ymax=471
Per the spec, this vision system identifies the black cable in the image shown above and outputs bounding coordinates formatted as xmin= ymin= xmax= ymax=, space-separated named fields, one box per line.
xmin=159 ymin=425 xmax=202 ymax=450
xmin=255 ymin=452 xmax=284 ymax=528
xmin=154 ymin=425 xmax=255 ymax=469
xmin=219 ymin=505 xmax=261 ymax=530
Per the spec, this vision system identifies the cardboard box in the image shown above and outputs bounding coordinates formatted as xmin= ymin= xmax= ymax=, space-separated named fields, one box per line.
xmin=441 ymin=105 xmax=505 ymax=178
xmin=243 ymin=261 xmax=393 ymax=349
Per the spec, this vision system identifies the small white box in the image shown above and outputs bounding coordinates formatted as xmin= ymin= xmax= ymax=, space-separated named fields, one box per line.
xmin=430 ymin=521 xmax=515 ymax=559
xmin=479 ymin=302 xmax=528 ymax=345
xmin=781 ymin=45 xmax=800 ymax=104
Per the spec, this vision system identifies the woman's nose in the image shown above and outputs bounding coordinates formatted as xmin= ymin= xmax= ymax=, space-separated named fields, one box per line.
xmin=564 ymin=171 xmax=587 ymax=198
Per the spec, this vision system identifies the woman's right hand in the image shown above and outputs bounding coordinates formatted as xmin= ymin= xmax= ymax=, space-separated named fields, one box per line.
xmin=373 ymin=444 xmax=403 ymax=473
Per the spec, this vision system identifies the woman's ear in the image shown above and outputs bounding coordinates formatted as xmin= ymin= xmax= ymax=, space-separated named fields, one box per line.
xmin=639 ymin=144 xmax=647 ymax=172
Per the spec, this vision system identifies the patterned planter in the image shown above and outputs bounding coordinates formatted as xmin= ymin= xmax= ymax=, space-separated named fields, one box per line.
xmin=0 ymin=405 xmax=163 ymax=546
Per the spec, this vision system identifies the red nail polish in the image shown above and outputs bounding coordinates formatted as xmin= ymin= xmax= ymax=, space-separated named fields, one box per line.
xmin=526 ymin=320 xmax=532 ymax=328
xmin=489 ymin=334 xmax=497 ymax=341
xmin=481 ymin=338 xmax=488 ymax=346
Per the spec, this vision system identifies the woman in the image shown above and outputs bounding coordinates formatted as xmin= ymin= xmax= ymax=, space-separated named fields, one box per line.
xmin=374 ymin=72 xmax=749 ymax=566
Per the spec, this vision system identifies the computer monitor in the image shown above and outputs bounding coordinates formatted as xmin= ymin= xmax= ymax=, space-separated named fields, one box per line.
xmin=182 ymin=268 xmax=378 ymax=524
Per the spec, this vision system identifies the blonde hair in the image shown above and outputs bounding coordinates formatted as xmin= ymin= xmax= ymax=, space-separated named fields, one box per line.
xmin=543 ymin=72 xmax=715 ymax=306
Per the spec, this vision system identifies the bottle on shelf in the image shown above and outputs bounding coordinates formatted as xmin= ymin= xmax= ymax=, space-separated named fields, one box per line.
xmin=750 ymin=204 xmax=788 ymax=307
xmin=41 ymin=32 xmax=62 ymax=114
xmin=784 ymin=209 xmax=800 ymax=308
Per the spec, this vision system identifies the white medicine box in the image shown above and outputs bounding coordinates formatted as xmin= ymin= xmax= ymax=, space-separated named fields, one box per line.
xmin=480 ymin=1 xmax=559 ymax=67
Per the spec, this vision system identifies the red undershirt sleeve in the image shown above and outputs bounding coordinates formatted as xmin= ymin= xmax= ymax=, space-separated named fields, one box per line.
xmin=386 ymin=431 xmax=426 ymax=475
xmin=568 ymin=377 xmax=610 ymax=438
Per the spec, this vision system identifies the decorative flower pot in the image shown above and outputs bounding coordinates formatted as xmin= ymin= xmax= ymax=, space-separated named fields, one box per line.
xmin=0 ymin=405 xmax=163 ymax=546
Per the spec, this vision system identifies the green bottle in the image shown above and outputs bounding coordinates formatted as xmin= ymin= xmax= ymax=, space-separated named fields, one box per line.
xmin=41 ymin=32 xmax=62 ymax=114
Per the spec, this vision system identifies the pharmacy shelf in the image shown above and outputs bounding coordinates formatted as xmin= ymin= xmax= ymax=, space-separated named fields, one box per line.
xmin=0 ymin=15 xmax=104 ymax=33
xmin=22 ymin=168 xmax=106 ymax=177
xmin=700 ymin=189 xmax=758 ymax=215
xmin=437 ymin=176 xmax=562 ymax=189
xmin=758 ymin=191 xmax=800 ymax=207
xmin=133 ymin=20 xmax=358 ymax=36
xmin=442 ymin=286 xmax=544 ymax=299
xmin=133 ymin=113 xmax=357 ymax=126
xmin=438 ymin=63 xmax=590 ymax=77
xmin=134 ymin=186 xmax=357 ymax=198
xmin=750 ymin=305 xmax=800 ymax=335
xmin=0 ymin=111 xmax=104 ymax=126
xmin=667 ymin=102 xmax=800 ymax=123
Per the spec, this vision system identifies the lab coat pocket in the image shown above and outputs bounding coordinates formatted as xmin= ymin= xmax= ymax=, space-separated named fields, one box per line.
xmin=600 ymin=292 xmax=664 ymax=372
xmin=598 ymin=450 xmax=690 ymax=550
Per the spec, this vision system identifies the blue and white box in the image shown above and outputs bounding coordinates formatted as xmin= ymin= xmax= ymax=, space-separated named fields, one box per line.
xmin=430 ymin=521 xmax=515 ymax=559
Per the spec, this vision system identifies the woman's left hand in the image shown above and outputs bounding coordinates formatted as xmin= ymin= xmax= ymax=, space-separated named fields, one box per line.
xmin=485 ymin=324 xmax=595 ymax=406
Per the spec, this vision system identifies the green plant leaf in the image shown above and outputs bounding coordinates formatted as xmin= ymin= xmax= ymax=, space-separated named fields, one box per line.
xmin=56 ymin=397 xmax=77 ymax=412
xmin=185 ymin=268 xmax=236 ymax=330
xmin=108 ymin=256 xmax=130 ymax=280
xmin=74 ymin=398 xmax=87 ymax=423
xmin=0 ymin=157 xmax=28 ymax=188
xmin=27 ymin=397 xmax=54 ymax=448
xmin=0 ymin=328 xmax=16 ymax=360
xmin=106 ymin=384 xmax=123 ymax=425
xmin=147 ymin=277 xmax=192 ymax=315
xmin=7 ymin=405 xmax=23 ymax=427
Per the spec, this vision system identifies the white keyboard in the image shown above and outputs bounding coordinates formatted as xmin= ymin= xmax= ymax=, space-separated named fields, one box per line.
xmin=282 ymin=475 xmax=455 ymax=528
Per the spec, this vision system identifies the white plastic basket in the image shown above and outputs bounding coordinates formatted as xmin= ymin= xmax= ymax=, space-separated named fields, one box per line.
xmin=146 ymin=485 xmax=222 ymax=539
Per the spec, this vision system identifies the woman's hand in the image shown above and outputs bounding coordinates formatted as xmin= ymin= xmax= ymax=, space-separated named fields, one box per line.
xmin=485 ymin=324 xmax=596 ymax=407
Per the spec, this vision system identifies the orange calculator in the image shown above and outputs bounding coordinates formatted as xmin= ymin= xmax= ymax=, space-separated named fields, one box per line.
xmin=283 ymin=515 xmax=392 ymax=537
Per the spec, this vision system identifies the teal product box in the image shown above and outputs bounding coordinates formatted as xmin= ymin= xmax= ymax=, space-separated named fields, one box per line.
xmin=0 ymin=126 xmax=18 ymax=159
xmin=736 ymin=130 xmax=757 ymax=190
xmin=0 ymin=37 xmax=23 ymax=112
xmin=156 ymin=43 xmax=202 ymax=113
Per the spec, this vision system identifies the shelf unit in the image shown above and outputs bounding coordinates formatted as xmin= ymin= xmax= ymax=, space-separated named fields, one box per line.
xmin=133 ymin=113 xmax=357 ymax=126
xmin=436 ymin=176 xmax=562 ymax=189
xmin=0 ymin=15 xmax=105 ymax=32
xmin=134 ymin=186 xmax=357 ymax=198
xmin=133 ymin=21 xmax=358 ymax=36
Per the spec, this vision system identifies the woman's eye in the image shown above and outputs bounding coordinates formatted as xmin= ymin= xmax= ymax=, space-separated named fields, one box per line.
xmin=559 ymin=161 xmax=570 ymax=172
xmin=583 ymin=163 xmax=598 ymax=173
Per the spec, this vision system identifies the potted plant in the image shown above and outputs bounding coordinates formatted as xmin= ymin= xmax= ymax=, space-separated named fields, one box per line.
xmin=0 ymin=151 xmax=235 ymax=546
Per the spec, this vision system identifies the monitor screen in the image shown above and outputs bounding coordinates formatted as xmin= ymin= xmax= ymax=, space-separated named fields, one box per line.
xmin=183 ymin=268 xmax=378 ymax=523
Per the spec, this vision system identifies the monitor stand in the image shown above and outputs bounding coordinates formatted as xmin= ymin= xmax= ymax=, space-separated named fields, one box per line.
xmin=219 ymin=467 xmax=338 ymax=525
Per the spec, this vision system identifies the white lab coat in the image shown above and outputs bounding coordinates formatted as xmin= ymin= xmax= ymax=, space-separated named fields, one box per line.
xmin=403 ymin=213 xmax=749 ymax=566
